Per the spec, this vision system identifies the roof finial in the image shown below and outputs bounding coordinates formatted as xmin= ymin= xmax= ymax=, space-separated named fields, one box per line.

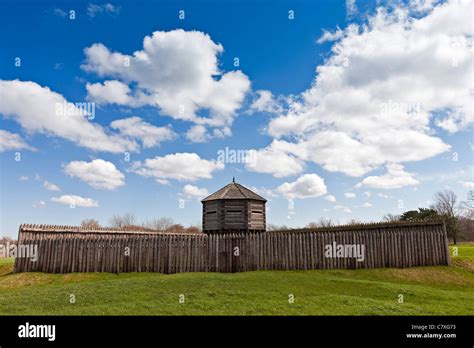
xmin=232 ymin=176 xmax=235 ymax=183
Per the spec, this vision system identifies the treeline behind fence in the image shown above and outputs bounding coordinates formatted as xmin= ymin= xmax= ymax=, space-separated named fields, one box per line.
xmin=14 ymin=221 xmax=450 ymax=273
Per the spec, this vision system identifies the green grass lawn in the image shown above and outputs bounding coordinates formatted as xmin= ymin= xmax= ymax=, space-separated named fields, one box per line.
xmin=0 ymin=244 xmax=473 ymax=315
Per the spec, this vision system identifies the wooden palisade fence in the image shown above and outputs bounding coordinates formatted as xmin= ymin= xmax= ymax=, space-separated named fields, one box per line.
xmin=14 ymin=221 xmax=450 ymax=274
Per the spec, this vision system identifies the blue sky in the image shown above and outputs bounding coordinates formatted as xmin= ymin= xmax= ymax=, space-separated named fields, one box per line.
xmin=0 ymin=0 xmax=472 ymax=238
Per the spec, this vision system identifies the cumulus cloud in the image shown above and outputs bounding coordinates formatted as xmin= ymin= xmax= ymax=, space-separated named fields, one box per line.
xmin=131 ymin=152 xmax=224 ymax=184
xmin=317 ymin=26 xmax=347 ymax=44
xmin=344 ymin=192 xmax=356 ymax=198
xmin=86 ymin=80 xmax=134 ymax=105
xmin=346 ymin=0 xmax=357 ymax=16
xmin=180 ymin=184 xmax=210 ymax=201
xmin=0 ymin=129 xmax=36 ymax=152
xmin=261 ymin=0 xmax=471 ymax=178
xmin=0 ymin=80 xmax=138 ymax=153
xmin=51 ymin=195 xmax=99 ymax=207
xmin=43 ymin=180 xmax=60 ymax=191
xmin=324 ymin=194 xmax=337 ymax=203
xmin=110 ymin=116 xmax=176 ymax=148
xmin=249 ymin=90 xmax=282 ymax=113
xmin=459 ymin=181 xmax=474 ymax=189
xmin=277 ymin=174 xmax=327 ymax=199
xmin=82 ymin=29 xmax=251 ymax=135
xmin=410 ymin=0 xmax=440 ymax=13
xmin=245 ymin=140 xmax=305 ymax=178
xmin=356 ymin=164 xmax=419 ymax=189
xmin=186 ymin=125 xmax=209 ymax=143
xmin=334 ymin=205 xmax=352 ymax=213
xmin=64 ymin=159 xmax=125 ymax=190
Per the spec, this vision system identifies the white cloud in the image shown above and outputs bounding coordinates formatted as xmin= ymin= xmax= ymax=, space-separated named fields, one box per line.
xmin=410 ymin=0 xmax=440 ymax=13
xmin=250 ymin=186 xmax=278 ymax=199
xmin=19 ymin=176 xmax=29 ymax=181
xmin=249 ymin=90 xmax=281 ymax=113
xmin=86 ymin=80 xmax=134 ymax=105
xmin=344 ymin=192 xmax=356 ymax=198
xmin=32 ymin=200 xmax=46 ymax=208
xmin=87 ymin=3 xmax=120 ymax=18
xmin=459 ymin=181 xmax=474 ymax=189
xmin=317 ymin=26 xmax=348 ymax=44
xmin=186 ymin=125 xmax=209 ymax=143
xmin=82 ymin=30 xmax=251 ymax=135
xmin=110 ymin=116 xmax=176 ymax=148
xmin=0 ymin=130 xmax=36 ymax=152
xmin=43 ymin=180 xmax=60 ymax=191
xmin=212 ymin=126 xmax=232 ymax=139
xmin=262 ymin=0 xmax=471 ymax=178
xmin=64 ymin=159 xmax=125 ymax=190
xmin=325 ymin=194 xmax=337 ymax=203
xmin=51 ymin=195 xmax=99 ymax=207
xmin=277 ymin=174 xmax=327 ymax=199
xmin=363 ymin=191 xmax=371 ymax=197
xmin=0 ymin=80 xmax=138 ymax=153
xmin=53 ymin=8 xmax=67 ymax=17
xmin=377 ymin=193 xmax=389 ymax=198
xmin=346 ymin=0 xmax=357 ymax=16
xmin=356 ymin=164 xmax=419 ymax=189
xmin=131 ymin=152 xmax=224 ymax=184
xmin=360 ymin=202 xmax=373 ymax=208
xmin=419 ymin=166 xmax=472 ymax=184
xmin=181 ymin=184 xmax=209 ymax=201
xmin=334 ymin=205 xmax=352 ymax=213
xmin=245 ymin=140 xmax=305 ymax=178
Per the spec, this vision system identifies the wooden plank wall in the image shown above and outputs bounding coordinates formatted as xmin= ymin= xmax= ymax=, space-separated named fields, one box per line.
xmin=14 ymin=222 xmax=450 ymax=274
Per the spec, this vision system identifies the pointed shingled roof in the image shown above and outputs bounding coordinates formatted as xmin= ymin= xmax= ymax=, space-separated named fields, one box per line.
xmin=201 ymin=181 xmax=267 ymax=202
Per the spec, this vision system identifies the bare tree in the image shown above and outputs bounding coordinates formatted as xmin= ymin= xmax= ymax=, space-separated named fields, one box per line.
xmin=185 ymin=225 xmax=202 ymax=234
xmin=347 ymin=219 xmax=362 ymax=225
xmin=318 ymin=218 xmax=334 ymax=227
xmin=458 ymin=216 xmax=474 ymax=241
xmin=109 ymin=215 xmax=123 ymax=228
xmin=80 ymin=219 xmax=101 ymax=229
xmin=434 ymin=190 xmax=459 ymax=217
xmin=168 ymin=224 xmax=185 ymax=233
xmin=460 ymin=190 xmax=474 ymax=219
xmin=306 ymin=218 xmax=334 ymax=228
xmin=109 ymin=213 xmax=137 ymax=229
xmin=382 ymin=213 xmax=401 ymax=222
xmin=0 ymin=236 xmax=14 ymax=244
xmin=433 ymin=189 xmax=461 ymax=244
xmin=146 ymin=217 xmax=175 ymax=231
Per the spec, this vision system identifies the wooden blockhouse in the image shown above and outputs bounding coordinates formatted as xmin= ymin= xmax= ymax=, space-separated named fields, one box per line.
xmin=201 ymin=178 xmax=266 ymax=234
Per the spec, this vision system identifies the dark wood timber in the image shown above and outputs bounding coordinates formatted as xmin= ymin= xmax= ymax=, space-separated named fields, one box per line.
xmin=201 ymin=179 xmax=266 ymax=234
xmin=14 ymin=221 xmax=449 ymax=274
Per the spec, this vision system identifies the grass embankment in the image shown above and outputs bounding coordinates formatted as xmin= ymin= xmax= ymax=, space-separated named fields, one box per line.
xmin=0 ymin=245 xmax=472 ymax=315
